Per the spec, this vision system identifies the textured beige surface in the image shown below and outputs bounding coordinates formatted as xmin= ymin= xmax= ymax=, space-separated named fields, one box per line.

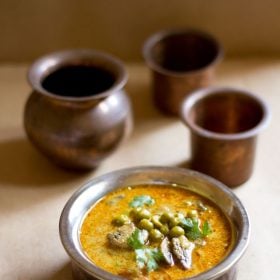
xmin=1 ymin=0 xmax=280 ymax=62
xmin=0 ymin=59 xmax=279 ymax=279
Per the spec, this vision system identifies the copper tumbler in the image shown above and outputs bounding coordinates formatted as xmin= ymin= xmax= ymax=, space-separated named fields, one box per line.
xmin=181 ymin=87 xmax=270 ymax=187
xmin=143 ymin=29 xmax=223 ymax=115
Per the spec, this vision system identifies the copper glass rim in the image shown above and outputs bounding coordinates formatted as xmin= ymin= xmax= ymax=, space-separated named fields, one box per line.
xmin=59 ymin=166 xmax=250 ymax=280
xmin=180 ymin=86 xmax=271 ymax=140
xmin=28 ymin=49 xmax=128 ymax=102
xmin=142 ymin=28 xmax=223 ymax=77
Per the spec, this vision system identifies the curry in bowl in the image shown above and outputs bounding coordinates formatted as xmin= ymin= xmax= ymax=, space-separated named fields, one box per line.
xmin=59 ymin=167 xmax=249 ymax=280
xmin=80 ymin=184 xmax=233 ymax=279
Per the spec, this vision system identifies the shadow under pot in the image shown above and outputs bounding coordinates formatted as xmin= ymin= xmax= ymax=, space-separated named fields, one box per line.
xmin=24 ymin=49 xmax=133 ymax=170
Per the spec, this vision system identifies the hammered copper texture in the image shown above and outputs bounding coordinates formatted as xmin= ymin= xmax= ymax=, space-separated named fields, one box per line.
xmin=24 ymin=49 xmax=132 ymax=170
xmin=181 ymin=87 xmax=270 ymax=187
xmin=191 ymin=134 xmax=256 ymax=187
xmin=152 ymin=67 xmax=214 ymax=115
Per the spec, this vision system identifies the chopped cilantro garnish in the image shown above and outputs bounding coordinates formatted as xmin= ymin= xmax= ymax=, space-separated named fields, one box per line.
xmin=135 ymin=248 xmax=164 ymax=272
xmin=129 ymin=195 xmax=155 ymax=208
xmin=180 ymin=217 xmax=193 ymax=229
xmin=182 ymin=218 xmax=212 ymax=241
xmin=201 ymin=220 xmax=212 ymax=237
xmin=135 ymin=248 xmax=146 ymax=269
xmin=127 ymin=228 xmax=145 ymax=249
xmin=128 ymin=229 xmax=164 ymax=272
xmin=184 ymin=219 xmax=202 ymax=240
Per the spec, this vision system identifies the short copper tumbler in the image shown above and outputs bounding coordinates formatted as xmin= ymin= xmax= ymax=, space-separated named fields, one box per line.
xmin=143 ymin=29 xmax=222 ymax=115
xmin=181 ymin=87 xmax=270 ymax=187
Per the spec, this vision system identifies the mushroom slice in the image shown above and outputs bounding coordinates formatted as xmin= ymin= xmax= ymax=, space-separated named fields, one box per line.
xmin=160 ymin=237 xmax=174 ymax=266
xmin=107 ymin=223 xmax=136 ymax=248
xmin=171 ymin=235 xmax=195 ymax=269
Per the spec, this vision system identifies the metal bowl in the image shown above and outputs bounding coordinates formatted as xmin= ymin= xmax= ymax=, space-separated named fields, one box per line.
xmin=59 ymin=166 xmax=250 ymax=280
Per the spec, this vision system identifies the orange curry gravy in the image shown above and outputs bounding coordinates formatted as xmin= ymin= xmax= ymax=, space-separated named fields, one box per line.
xmin=80 ymin=185 xmax=234 ymax=279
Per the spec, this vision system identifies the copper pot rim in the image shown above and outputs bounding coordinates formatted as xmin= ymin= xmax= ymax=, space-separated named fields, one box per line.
xmin=142 ymin=28 xmax=223 ymax=77
xmin=180 ymin=86 xmax=271 ymax=140
xmin=27 ymin=49 xmax=128 ymax=102
xmin=59 ymin=166 xmax=250 ymax=280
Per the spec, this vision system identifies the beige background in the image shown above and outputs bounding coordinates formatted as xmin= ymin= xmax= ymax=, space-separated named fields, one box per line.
xmin=1 ymin=1 xmax=280 ymax=280
xmin=1 ymin=0 xmax=280 ymax=62
xmin=0 ymin=59 xmax=279 ymax=280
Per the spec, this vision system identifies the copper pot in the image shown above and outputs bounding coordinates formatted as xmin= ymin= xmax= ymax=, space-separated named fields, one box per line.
xmin=143 ymin=29 xmax=222 ymax=116
xmin=24 ymin=49 xmax=133 ymax=170
xmin=181 ymin=87 xmax=270 ymax=187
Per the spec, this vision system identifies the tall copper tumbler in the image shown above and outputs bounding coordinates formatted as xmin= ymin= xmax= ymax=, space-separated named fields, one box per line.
xmin=143 ymin=29 xmax=223 ymax=115
xmin=181 ymin=87 xmax=270 ymax=187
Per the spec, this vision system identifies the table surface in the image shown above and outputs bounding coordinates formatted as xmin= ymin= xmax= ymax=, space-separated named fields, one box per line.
xmin=0 ymin=58 xmax=279 ymax=280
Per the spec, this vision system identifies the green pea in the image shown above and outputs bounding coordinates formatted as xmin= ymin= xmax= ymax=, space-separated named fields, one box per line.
xmin=138 ymin=209 xmax=152 ymax=220
xmin=151 ymin=215 xmax=162 ymax=228
xmin=138 ymin=219 xmax=154 ymax=231
xmin=159 ymin=225 xmax=169 ymax=235
xmin=130 ymin=207 xmax=142 ymax=219
xmin=113 ymin=214 xmax=130 ymax=226
xmin=150 ymin=229 xmax=164 ymax=241
xmin=188 ymin=210 xmax=198 ymax=218
xmin=169 ymin=217 xmax=181 ymax=227
xmin=160 ymin=212 xmax=174 ymax=223
xmin=170 ymin=226 xmax=185 ymax=237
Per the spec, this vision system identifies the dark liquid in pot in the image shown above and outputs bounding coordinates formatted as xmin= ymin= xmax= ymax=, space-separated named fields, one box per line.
xmin=42 ymin=65 xmax=116 ymax=97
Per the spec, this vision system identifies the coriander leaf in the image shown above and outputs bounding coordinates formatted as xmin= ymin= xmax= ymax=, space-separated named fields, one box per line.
xmin=184 ymin=219 xmax=212 ymax=240
xmin=146 ymin=255 xmax=158 ymax=272
xmin=146 ymin=248 xmax=164 ymax=272
xmin=127 ymin=229 xmax=145 ymax=249
xmin=201 ymin=220 xmax=212 ymax=237
xmin=185 ymin=219 xmax=202 ymax=241
xmin=149 ymin=248 xmax=164 ymax=262
xmin=129 ymin=195 xmax=155 ymax=208
xmin=135 ymin=249 xmax=146 ymax=269
xmin=180 ymin=217 xmax=193 ymax=229
xmin=135 ymin=248 xmax=164 ymax=272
